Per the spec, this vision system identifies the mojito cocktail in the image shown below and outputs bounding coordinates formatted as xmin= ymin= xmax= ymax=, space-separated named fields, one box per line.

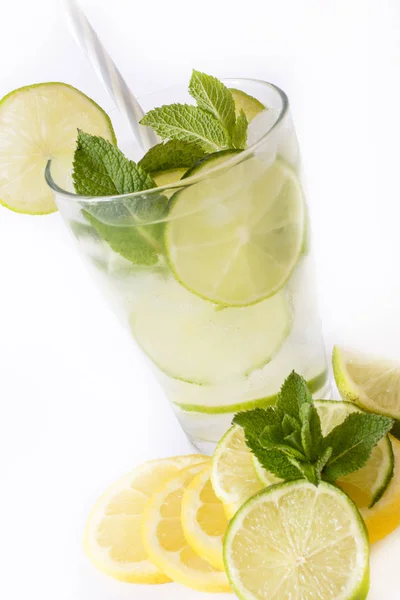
xmin=46 ymin=77 xmax=328 ymax=451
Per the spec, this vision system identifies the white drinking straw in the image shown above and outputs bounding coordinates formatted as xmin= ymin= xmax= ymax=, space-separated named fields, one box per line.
xmin=63 ymin=0 xmax=158 ymax=152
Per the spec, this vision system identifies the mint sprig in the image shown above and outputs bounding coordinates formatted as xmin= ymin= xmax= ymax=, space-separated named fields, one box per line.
xmin=234 ymin=371 xmax=393 ymax=488
xmin=73 ymin=131 xmax=166 ymax=266
xmin=138 ymin=140 xmax=206 ymax=174
xmin=140 ymin=104 xmax=231 ymax=154
xmin=140 ymin=70 xmax=249 ymax=153
xmin=73 ymin=131 xmax=154 ymax=196
xmin=189 ymin=70 xmax=236 ymax=135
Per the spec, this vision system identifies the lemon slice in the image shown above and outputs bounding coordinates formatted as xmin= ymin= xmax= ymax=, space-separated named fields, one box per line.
xmin=83 ymin=454 xmax=206 ymax=583
xmin=0 ymin=83 xmax=115 ymax=214
xmin=211 ymin=425 xmax=279 ymax=519
xmin=361 ymin=435 xmax=400 ymax=543
xmin=181 ymin=465 xmax=229 ymax=571
xmin=142 ymin=462 xmax=230 ymax=592
xmin=333 ymin=346 xmax=400 ymax=425
xmin=165 ymin=158 xmax=304 ymax=306
xmin=224 ymin=480 xmax=370 ymax=600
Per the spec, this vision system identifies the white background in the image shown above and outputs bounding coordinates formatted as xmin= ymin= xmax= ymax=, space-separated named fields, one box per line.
xmin=1 ymin=0 xmax=400 ymax=598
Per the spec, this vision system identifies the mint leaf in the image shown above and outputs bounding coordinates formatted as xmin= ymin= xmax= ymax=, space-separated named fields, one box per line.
xmin=73 ymin=131 xmax=155 ymax=196
xmin=140 ymin=104 xmax=230 ymax=153
xmin=276 ymin=371 xmax=312 ymax=423
xmin=84 ymin=212 xmax=164 ymax=266
xmin=73 ymin=131 xmax=166 ymax=266
xmin=300 ymin=403 xmax=323 ymax=462
xmin=233 ymin=409 xmax=303 ymax=481
xmin=282 ymin=414 xmax=299 ymax=437
xmin=189 ymin=70 xmax=236 ymax=135
xmin=322 ymin=413 xmax=393 ymax=482
xmin=138 ymin=140 xmax=206 ymax=173
xmin=287 ymin=456 xmax=320 ymax=485
xmin=231 ymin=109 xmax=248 ymax=149
xmin=315 ymin=446 xmax=332 ymax=474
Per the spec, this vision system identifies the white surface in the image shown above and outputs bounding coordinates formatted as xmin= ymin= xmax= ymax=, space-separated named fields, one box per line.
xmin=1 ymin=0 xmax=400 ymax=598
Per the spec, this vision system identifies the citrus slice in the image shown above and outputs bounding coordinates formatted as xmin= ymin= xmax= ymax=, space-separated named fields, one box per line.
xmin=0 ymin=83 xmax=116 ymax=214
xmin=83 ymin=454 xmax=206 ymax=583
xmin=333 ymin=346 xmax=400 ymax=424
xmin=181 ymin=465 xmax=229 ymax=570
xmin=142 ymin=462 xmax=230 ymax=592
xmin=165 ymin=158 xmax=305 ymax=306
xmin=183 ymin=149 xmax=242 ymax=179
xmin=254 ymin=400 xmax=394 ymax=509
xmin=211 ymin=425 xmax=279 ymax=519
xmin=153 ymin=168 xmax=187 ymax=186
xmin=224 ymin=480 xmax=370 ymax=600
xmin=229 ymin=89 xmax=266 ymax=122
xmin=130 ymin=275 xmax=291 ymax=384
xmin=361 ymin=435 xmax=400 ymax=543
xmin=315 ymin=400 xmax=394 ymax=508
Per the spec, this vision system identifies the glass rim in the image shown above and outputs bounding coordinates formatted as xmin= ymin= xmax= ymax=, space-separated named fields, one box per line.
xmin=45 ymin=78 xmax=289 ymax=203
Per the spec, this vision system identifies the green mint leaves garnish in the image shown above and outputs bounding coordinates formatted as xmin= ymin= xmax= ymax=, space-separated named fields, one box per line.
xmin=140 ymin=103 xmax=231 ymax=154
xmin=73 ymin=131 xmax=155 ymax=196
xmin=321 ymin=412 xmax=394 ymax=482
xmin=234 ymin=371 xmax=393 ymax=486
xmin=138 ymin=140 xmax=206 ymax=174
xmin=140 ymin=70 xmax=249 ymax=153
xmin=189 ymin=70 xmax=236 ymax=134
xmin=73 ymin=131 xmax=166 ymax=266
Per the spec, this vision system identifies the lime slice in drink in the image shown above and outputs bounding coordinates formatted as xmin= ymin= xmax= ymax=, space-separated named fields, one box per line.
xmin=224 ymin=480 xmax=370 ymax=600
xmin=165 ymin=158 xmax=304 ymax=306
xmin=229 ymin=89 xmax=266 ymax=122
xmin=130 ymin=276 xmax=291 ymax=384
xmin=333 ymin=346 xmax=400 ymax=426
xmin=183 ymin=149 xmax=242 ymax=179
xmin=153 ymin=168 xmax=187 ymax=186
xmin=0 ymin=83 xmax=115 ymax=214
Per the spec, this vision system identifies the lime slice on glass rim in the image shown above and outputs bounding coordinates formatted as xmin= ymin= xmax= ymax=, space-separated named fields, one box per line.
xmin=224 ymin=480 xmax=370 ymax=600
xmin=130 ymin=275 xmax=291 ymax=385
xmin=229 ymin=88 xmax=266 ymax=122
xmin=0 ymin=82 xmax=115 ymax=214
xmin=165 ymin=158 xmax=305 ymax=307
xmin=253 ymin=399 xmax=394 ymax=509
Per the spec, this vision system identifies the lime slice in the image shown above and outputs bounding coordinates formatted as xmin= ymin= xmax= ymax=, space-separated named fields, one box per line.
xmin=130 ymin=275 xmax=291 ymax=384
xmin=0 ymin=83 xmax=116 ymax=214
xmin=183 ymin=149 xmax=242 ymax=179
xmin=211 ymin=425 xmax=278 ymax=519
xmin=153 ymin=168 xmax=187 ymax=186
xmin=224 ymin=480 xmax=370 ymax=600
xmin=165 ymin=158 xmax=304 ymax=306
xmin=316 ymin=400 xmax=393 ymax=508
xmin=229 ymin=89 xmax=266 ymax=122
xmin=361 ymin=434 xmax=400 ymax=543
xmin=254 ymin=399 xmax=394 ymax=509
xmin=173 ymin=370 xmax=328 ymax=414
xmin=333 ymin=346 xmax=400 ymax=425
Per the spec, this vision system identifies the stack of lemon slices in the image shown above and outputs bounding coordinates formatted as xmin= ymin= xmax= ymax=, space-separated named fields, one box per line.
xmin=84 ymin=348 xmax=400 ymax=598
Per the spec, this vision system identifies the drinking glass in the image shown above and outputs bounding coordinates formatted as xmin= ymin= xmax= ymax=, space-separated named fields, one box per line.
xmin=46 ymin=79 xmax=328 ymax=453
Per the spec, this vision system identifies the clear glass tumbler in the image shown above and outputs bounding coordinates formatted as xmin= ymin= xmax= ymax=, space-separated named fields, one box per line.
xmin=46 ymin=79 xmax=328 ymax=453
